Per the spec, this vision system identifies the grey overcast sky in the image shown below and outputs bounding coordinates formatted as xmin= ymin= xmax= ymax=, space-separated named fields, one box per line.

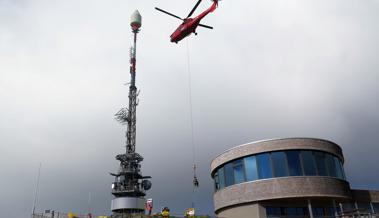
xmin=1 ymin=0 xmax=379 ymax=217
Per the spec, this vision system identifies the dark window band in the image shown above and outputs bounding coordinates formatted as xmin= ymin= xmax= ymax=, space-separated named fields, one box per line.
xmin=214 ymin=149 xmax=346 ymax=191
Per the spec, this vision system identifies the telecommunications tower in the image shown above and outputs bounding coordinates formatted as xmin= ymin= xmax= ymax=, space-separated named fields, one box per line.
xmin=110 ymin=10 xmax=152 ymax=217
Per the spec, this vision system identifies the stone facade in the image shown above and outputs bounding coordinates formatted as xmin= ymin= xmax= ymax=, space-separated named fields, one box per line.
xmin=214 ymin=177 xmax=352 ymax=212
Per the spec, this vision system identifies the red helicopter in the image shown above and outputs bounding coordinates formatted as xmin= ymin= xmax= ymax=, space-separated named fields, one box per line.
xmin=155 ymin=0 xmax=219 ymax=43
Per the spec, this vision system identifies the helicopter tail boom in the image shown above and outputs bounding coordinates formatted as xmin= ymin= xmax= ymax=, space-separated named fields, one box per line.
xmin=209 ymin=0 xmax=218 ymax=12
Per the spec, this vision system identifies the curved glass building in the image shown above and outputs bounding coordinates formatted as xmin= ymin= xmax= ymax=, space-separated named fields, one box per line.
xmin=210 ymin=138 xmax=379 ymax=218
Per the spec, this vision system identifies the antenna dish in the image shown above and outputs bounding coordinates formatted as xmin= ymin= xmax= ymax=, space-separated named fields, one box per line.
xmin=141 ymin=180 xmax=152 ymax=190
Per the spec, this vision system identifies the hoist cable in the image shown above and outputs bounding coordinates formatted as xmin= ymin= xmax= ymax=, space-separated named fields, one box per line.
xmin=186 ymin=38 xmax=197 ymax=209
xmin=186 ymin=39 xmax=196 ymax=167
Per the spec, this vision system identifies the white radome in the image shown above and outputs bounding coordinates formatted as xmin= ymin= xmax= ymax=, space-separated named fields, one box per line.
xmin=130 ymin=10 xmax=142 ymax=28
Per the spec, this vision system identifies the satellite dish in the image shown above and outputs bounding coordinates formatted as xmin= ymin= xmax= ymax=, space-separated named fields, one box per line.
xmin=141 ymin=180 xmax=152 ymax=190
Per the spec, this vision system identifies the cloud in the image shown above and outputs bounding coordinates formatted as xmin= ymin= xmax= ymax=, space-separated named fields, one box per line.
xmin=0 ymin=0 xmax=379 ymax=217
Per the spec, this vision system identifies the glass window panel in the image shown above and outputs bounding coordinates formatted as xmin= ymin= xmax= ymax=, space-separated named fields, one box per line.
xmin=357 ymin=202 xmax=372 ymax=213
xmin=357 ymin=203 xmax=371 ymax=213
xmin=280 ymin=207 xmax=286 ymax=216
xmin=337 ymin=159 xmax=346 ymax=180
xmin=233 ymin=159 xmax=245 ymax=184
xmin=342 ymin=203 xmax=354 ymax=211
xmin=326 ymin=207 xmax=336 ymax=217
xmin=217 ymin=167 xmax=225 ymax=189
xmin=224 ymin=162 xmax=234 ymax=187
xmin=286 ymin=150 xmax=302 ymax=176
xmin=268 ymin=207 xmax=309 ymax=217
xmin=214 ymin=172 xmax=219 ymax=190
xmin=325 ymin=154 xmax=337 ymax=177
xmin=244 ymin=156 xmax=258 ymax=181
xmin=301 ymin=151 xmax=317 ymax=176
xmin=266 ymin=207 xmax=281 ymax=216
xmin=373 ymin=203 xmax=379 ymax=213
xmin=314 ymin=151 xmax=328 ymax=176
xmin=257 ymin=153 xmax=273 ymax=179
xmin=334 ymin=157 xmax=344 ymax=179
xmin=341 ymin=162 xmax=346 ymax=179
xmin=286 ymin=207 xmax=297 ymax=216
xmin=297 ymin=207 xmax=308 ymax=216
xmin=271 ymin=151 xmax=289 ymax=177
xmin=312 ymin=207 xmax=324 ymax=217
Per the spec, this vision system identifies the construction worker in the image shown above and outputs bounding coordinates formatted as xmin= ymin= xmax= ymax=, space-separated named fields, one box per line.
xmin=193 ymin=176 xmax=199 ymax=187
xmin=67 ymin=212 xmax=78 ymax=218
xmin=160 ymin=207 xmax=170 ymax=218
xmin=184 ymin=208 xmax=195 ymax=218
xmin=193 ymin=164 xmax=199 ymax=188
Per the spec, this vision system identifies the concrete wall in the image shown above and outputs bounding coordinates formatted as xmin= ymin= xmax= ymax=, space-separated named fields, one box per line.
xmin=217 ymin=203 xmax=266 ymax=218
xmin=214 ymin=177 xmax=352 ymax=212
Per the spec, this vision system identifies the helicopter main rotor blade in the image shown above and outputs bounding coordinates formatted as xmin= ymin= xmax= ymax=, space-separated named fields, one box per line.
xmin=198 ymin=23 xmax=213 ymax=29
xmin=155 ymin=7 xmax=183 ymax=20
xmin=187 ymin=0 xmax=202 ymax=18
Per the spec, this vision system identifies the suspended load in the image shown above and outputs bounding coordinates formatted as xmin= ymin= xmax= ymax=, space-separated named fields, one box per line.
xmin=193 ymin=164 xmax=199 ymax=187
xmin=193 ymin=175 xmax=199 ymax=187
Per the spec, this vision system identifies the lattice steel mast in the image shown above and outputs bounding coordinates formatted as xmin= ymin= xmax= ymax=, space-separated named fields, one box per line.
xmin=111 ymin=10 xmax=151 ymax=217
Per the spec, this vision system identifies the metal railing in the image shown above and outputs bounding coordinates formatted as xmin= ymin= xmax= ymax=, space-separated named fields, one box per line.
xmin=110 ymin=214 xmax=223 ymax=218
xmin=32 ymin=212 xmax=224 ymax=218
xmin=267 ymin=213 xmax=379 ymax=218
xmin=32 ymin=212 xmax=75 ymax=218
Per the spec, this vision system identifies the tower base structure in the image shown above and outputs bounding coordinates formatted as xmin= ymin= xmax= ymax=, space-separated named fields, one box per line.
xmin=111 ymin=197 xmax=146 ymax=213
